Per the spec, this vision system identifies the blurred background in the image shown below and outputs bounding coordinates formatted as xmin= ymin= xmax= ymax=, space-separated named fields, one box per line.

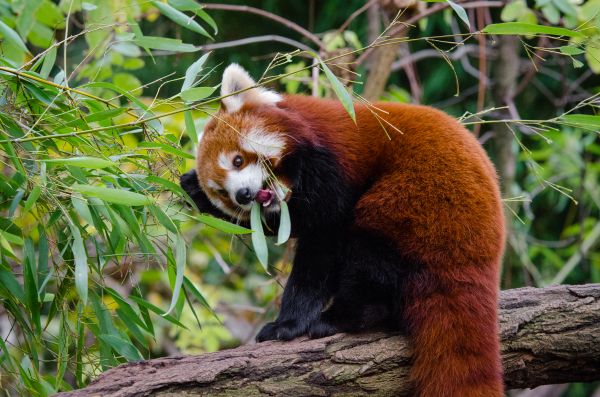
xmin=0 ymin=0 xmax=599 ymax=396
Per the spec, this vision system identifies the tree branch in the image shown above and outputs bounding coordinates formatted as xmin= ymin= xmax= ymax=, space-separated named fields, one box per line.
xmin=56 ymin=284 xmax=600 ymax=397
xmin=202 ymin=4 xmax=323 ymax=49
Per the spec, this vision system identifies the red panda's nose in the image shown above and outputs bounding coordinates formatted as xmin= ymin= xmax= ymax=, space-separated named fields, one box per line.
xmin=235 ymin=188 xmax=253 ymax=205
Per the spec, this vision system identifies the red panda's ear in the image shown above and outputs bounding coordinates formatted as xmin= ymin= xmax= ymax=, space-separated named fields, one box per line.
xmin=221 ymin=64 xmax=281 ymax=113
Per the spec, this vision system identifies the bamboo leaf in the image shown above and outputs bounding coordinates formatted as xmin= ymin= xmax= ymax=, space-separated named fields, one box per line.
xmin=149 ymin=205 xmax=178 ymax=234
xmin=134 ymin=36 xmax=197 ymax=52
xmin=447 ymin=0 xmax=470 ymax=28
xmin=276 ymin=201 xmax=291 ymax=245
xmin=321 ymin=61 xmax=356 ymax=123
xmin=0 ymin=20 xmax=29 ymax=53
xmin=69 ymin=225 xmax=88 ymax=305
xmin=164 ymin=234 xmax=186 ymax=316
xmin=483 ymin=22 xmax=584 ymax=38
xmin=182 ymin=52 xmax=210 ymax=91
xmin=22 ymin=186 xmax=41 ymax=214
xmin=195 ymin=214 xmax=252 ymax=234
xmin=561 ymin=114 xmax=600 ymax=128
xmin=40 ymin=46 xmax=57 ymax=78
xmin=129 ymin=295 xmax=187 ymax=328
xmin=184 ymin=110 xmax=198 ymax=146
xmin=72 ymin=184 xmax=154 ymax=206
xmin=180 ymin=86 xmax=216 ymax=102
xmin=250 ymin=202 xmax=268 ymax=270
xmin=152 ymin=1 xmax=211 ymax=39
xmin=42 ymin=156 xmax=116 ymax=169
xmin=98 ymin=334 xmax=143 ymax=361
xmin=168 ymin=0 xmax=217 ymax=34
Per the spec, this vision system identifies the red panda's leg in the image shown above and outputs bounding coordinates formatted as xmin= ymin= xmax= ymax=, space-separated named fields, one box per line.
xmin=308 ymin=229 xmax=408 ymax=337
xmin=402 ymin=267 xmax=504 ymax=397
xmin=256 ymin=235 xmax=339 ymax=342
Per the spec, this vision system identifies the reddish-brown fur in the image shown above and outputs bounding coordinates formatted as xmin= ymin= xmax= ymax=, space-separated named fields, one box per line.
xmin=201 ymin=95 xmax=505 ymax=396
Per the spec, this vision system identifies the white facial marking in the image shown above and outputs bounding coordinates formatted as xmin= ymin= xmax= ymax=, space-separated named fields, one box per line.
xmin=224 ymin=163 xmax=265 ymax=209
xmin=221 ymin=63 xmax=281 ymax=113
xmin=207 ymin=179 xmax=222 ymax=191
xmin=204 ymin=191 xmax=228 ymax=213
xmin=218 ymin=152 xmax=234 ymax=171
xmin=242 ymin=129 xmax=285 ymax=159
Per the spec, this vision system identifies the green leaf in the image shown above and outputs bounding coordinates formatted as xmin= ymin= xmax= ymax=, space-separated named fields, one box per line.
xmin=137 ymin=141 xmax=194 ymax=159
xmin=152 ymin=1 xmax=211 ymax=39
xmin=552 ymin=0 xmax=577 ymax=16
xmin=115 ymin=307 xmax=147 ymax=344
xmin=129 ymin=295 xmax=187 ymax=328
xmin=23 ymin=239 xmax=41 ymax=331
xmin=194 ymin=7 xmax=218 ymax=35
xmin=85 ymin=108 xmax=128 ymax=122
xmin=183 ymin=276 xmax=211 ymax=310
xmin=195 ymin=214 xmax=252 ymax=234
xmin=98 ymin=334 xmax=142 ymax=361
xmin=561 ymin=114 xmax=600 ymax=128
xmin=0 ymin=20 xmax=29 ymax=53
xmin=42 ymin=156 xmax=116 ymax=169
xmin=184 ymin=110 xmax=198 ymax=146
xmin=146 ymin=175 xmax=186 ymax=196
xmin=541 ymin=5 xmax=560 ymax=25
xmin=149 ymin=205 xmax=178 ymax=234
xmin=180 ymin=86 xmax=216 ymax=102
xmin=500 ymin=0 xmax=526 ymax=22
xmin=134 ymin=36 xmax=197 ymax=52
xmin=71 ymin=194 xmax=94 ymax=225
xmin=483 ymin=22 xmax=584 ymax=38
xmin=22 ymin=186 xmax=41 ymax=214
xmin=560 ymin=45 xmax=584 ymax=56
xmin=40 ymin=46 xmax=57 ymax=78
xmin=276 ymin=201 xmax=291 ymax=245
xmin=0 ymin=268 xmax=24 ymax=301
xmin=8 ymin=189 xmax=25 ymax=218
xmin=321 ymin=61 xmax=356 ymax=123
xmin=585 ymin=39 xmax=600 ymax=73
xmin=447 ymin=0 xmax=470 ymax=28
xmin=69 ymin=225 xmax=88 ymax=305
xmin=164 ymin=234 xmax=186 ymax=316
xmin=72 ymin=184 xmax=154 ymax=206
xmin=168 ymin=0 xmax=218 ymax=34
xmin=182 ymin=52 xmax=210 ymax=91
xmin=250 ymin=202 xmax=268 ymax=270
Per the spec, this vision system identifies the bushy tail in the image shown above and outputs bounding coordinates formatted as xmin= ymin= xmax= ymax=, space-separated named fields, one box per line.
xmin=403 ymin=267 xmax=504 ymax=397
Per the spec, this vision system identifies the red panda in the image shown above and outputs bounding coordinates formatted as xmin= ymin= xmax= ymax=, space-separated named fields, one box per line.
xmin=180 ymin=64 xmax=505 ymax=397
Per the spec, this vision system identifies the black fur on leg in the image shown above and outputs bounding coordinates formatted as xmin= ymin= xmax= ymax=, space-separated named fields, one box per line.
xmin=319 ymin=229 xmax=414 ymax=334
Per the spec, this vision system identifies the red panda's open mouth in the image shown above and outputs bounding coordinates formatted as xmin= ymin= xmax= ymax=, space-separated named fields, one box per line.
xmin=255 ymin=189 xmax=274 ymax=207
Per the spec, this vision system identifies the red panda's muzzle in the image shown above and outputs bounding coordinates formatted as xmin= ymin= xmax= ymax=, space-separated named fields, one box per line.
xmin=255 ymin=189 xmax=274 ymax=207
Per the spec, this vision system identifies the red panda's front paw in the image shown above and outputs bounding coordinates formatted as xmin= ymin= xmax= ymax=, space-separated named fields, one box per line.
xmin=255 ymin=319 xmax=307 ymax=342
xmin=307 ymin=319 xmax=339 ymax=339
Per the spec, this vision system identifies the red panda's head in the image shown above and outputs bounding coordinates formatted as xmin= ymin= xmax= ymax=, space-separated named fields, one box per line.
xmin=196 ymin=64 xmax=292 ymax=220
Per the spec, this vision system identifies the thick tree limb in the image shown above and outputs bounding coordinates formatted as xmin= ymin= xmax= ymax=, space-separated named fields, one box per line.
xmin=57 ymin=284 xmax=600 ymax=397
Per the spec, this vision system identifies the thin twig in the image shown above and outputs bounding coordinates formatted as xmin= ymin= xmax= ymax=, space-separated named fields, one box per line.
xmin=473 ymin=7 xmax=490 ymax=137
xmin=336 ymin=0 xmax=379 ymax=35
xmin=356 ymin=0 xmax=505 ymax=65
xmin=202 ymin=3 xmax=323 ymax=49
xmin=0 ymin=66 xmax=138 ymax=119
xmin=140 ymin=35 xmax=316 ymax=57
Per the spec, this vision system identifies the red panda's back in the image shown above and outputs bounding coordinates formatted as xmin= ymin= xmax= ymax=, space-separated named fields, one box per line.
xmin=282 ymin=96 xmax=503 ymax=266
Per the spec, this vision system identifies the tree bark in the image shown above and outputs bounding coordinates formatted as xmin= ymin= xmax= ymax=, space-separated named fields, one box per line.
xmin=57 ymin=284 xmax=600 ymax=397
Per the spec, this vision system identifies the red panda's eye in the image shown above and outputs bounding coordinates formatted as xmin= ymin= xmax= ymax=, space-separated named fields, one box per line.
xmin=232 ymin=155 xmax=244 ymax=168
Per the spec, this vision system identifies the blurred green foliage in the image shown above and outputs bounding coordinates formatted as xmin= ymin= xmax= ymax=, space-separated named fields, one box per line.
xmin=0 ymin=0 xmax=599 ymax=396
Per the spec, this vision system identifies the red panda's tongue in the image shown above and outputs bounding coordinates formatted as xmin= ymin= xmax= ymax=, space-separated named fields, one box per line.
xmin=255 ymin=189 xmax=274 ymax=206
